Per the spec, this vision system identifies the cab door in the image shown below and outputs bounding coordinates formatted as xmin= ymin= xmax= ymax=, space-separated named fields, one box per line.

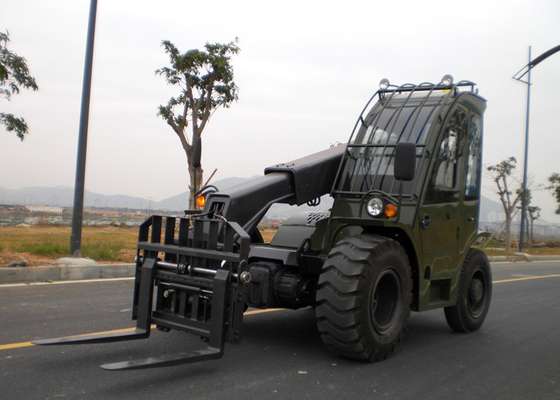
xmin=416 ymin=106 xmax=468 ymax=308
xmin=457 ymin=112 xmax=483 ymax=254
xmin=418 ymin=106 xmax=467 ymax=256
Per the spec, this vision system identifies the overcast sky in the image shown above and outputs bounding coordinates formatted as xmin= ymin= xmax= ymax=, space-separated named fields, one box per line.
xmin=1 ymin=0 xmax=559 ymax=221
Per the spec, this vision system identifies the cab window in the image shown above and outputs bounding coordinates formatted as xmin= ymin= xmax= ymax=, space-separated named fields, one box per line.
xmin=424 ymin=107 xmax=467 ymax=204
xmin=464 ymin=113 xmax=482 ymax=200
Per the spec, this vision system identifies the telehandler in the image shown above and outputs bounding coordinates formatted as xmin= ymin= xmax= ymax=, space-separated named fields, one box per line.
xmin=34 ymin=76 xmax=492 ymax=370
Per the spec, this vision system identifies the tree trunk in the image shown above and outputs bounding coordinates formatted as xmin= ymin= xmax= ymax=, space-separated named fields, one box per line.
xmin=504 ymin=213 xmax=512 ymax=253
xmin=188 ymin=164 xmax=203 ymax=210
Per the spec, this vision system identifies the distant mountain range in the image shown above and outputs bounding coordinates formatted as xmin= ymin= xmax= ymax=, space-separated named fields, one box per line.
xmin=1 ymin=185 xmax=159 ymax=211
xmin=0 ymin=178 xmax=506 ymax=222
xmin=0 ymin=177 xmax=253 ymax=212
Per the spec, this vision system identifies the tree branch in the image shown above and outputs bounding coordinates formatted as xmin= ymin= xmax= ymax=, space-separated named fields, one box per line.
xmin=198 ymin=74 xmax=215 ymax=133
xmin=185 ymin=74 xmax=199 ymax=139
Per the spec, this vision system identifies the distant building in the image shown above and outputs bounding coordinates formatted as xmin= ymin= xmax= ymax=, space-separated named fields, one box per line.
xmin=25 ymin=205 xmax=64 ymax=214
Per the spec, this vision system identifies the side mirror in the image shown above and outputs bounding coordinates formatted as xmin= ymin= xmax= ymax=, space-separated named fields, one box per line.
xmin=192 ymin=137 xmax=202 ymax=168
xmin=394 ymin=142 xmax=416 ymax=181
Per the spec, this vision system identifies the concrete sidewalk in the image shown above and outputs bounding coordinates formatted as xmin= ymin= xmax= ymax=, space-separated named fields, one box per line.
xmin=0 ymin=263 xmax=135 ymax=284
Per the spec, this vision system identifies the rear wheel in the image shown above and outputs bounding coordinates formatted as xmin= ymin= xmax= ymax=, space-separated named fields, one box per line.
xmin=444 ymin=248 xmax=492 ymax=332
xmin=315 ymin=235 xmax=412 ymax=361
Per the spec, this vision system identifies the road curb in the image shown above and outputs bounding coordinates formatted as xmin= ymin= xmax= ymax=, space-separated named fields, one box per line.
xmin=0 ymin=263 xmax=136 ymax=284
xmin=488 ymin=254 xmax=560 ymax=262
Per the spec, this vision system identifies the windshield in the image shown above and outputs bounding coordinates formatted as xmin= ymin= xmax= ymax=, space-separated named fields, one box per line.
xmin=335 ymin=94 xmax=443 ymax=195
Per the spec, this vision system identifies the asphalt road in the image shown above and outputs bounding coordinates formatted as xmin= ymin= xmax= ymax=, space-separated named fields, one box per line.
xmin=1 ymin=260 xmax=559 ymax=400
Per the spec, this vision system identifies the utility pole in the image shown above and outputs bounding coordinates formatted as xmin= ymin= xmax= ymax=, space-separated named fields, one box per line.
xmin=70 ymin=0 xmax=98 ymax=257
xmin=519 ymin=46 xmax=531 ymax=255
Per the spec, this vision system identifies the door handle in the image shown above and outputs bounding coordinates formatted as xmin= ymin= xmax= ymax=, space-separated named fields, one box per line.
xmin=467 ymin=217 xmax=475 ymax=222
xmin=421 ymin=214 xmax=431 ymax=229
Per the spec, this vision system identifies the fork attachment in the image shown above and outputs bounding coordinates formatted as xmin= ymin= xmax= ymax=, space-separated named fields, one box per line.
xmin=33 ymin=215 xmax=250 ymax=370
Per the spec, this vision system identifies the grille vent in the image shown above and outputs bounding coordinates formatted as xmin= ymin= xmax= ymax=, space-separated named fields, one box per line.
xmin=307 ymin=211 xmax=331 ymax=225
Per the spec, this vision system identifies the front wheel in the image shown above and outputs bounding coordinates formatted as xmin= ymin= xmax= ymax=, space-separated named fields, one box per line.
xmin=315 ymin=235 xmax=412 ymax=361
xmin=444 ymin=248 xmax=492 ymax=332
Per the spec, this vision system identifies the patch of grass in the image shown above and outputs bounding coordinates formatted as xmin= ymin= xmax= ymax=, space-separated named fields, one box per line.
xmin=0 ymin=224 xmax=139 ymax=265
xmin=82 ymin=240 xmax=127 ymax=261
xmin=14 ymin=241 xmax=69 ymax=257
xmin=1 ymin=223 xmax=557 ymax=267
xmin=259 ymin=228 xmax=276 ymax=243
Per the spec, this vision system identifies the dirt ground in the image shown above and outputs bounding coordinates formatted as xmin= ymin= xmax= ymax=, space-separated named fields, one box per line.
xmin=0 ymin=248 xmax=56 ymax=267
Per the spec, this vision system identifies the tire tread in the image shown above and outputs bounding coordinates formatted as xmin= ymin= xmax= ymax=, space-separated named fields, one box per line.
xmin=315 ymin=235 xmax=412 ymax=361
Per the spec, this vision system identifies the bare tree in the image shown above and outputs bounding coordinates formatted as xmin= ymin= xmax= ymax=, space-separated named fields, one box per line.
xmin=487 ymin=157 xmax=523 ymax=252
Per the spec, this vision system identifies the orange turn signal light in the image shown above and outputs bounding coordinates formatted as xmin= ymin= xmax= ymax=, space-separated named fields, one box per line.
xmin=384 ymin=203 xmax=398 ymax=218
xmin=196 ymin=195 xmax=206 ymax=208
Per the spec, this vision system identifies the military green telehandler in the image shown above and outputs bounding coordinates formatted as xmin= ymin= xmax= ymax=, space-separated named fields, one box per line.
xmin=34 ymin=76 xmax=492 ymax=370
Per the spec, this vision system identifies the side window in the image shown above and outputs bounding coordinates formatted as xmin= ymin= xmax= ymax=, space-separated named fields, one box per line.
xmin=425 ymin=107 xmax=467 ymax=204
xmin=464 ymin=113 xmax=482 ymax=200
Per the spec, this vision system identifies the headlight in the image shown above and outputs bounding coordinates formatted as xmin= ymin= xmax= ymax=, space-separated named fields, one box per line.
xmin=366 ymin=197 xmax=384 ymax=217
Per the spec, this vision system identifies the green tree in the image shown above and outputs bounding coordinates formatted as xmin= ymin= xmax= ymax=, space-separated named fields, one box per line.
xmin=156 ymin=39 xmax=240 ymax=209
xmin=487 ymin=157 xmax=523 ymax=253
xmin=548 ymin=173 xmax=560 ymax=215
xmin=518 ymin=188 xmax=541 ymax=241
xmin=0 ymin=31 xmax=38 ymax=140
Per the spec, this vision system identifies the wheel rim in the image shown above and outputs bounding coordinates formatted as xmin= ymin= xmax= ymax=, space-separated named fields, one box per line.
xmin=371 ymin=267 xmax=402 ymax=335
xmin=468 ymin=266 xmax=488 ymax=318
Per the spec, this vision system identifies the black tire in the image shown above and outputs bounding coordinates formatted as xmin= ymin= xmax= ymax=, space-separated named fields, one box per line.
xmin=315 ymin=235 xmax=412 ymax=361
xmin=444 ymin=248 xmax=492 ymax=333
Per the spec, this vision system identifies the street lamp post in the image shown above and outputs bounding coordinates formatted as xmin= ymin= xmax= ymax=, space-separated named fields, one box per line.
xmin=518 ymin=46 xmax=531 ymax=254
xmin=70 ymin=0 xmax=98 ymax=258
xmin=513 ymin=44 xmax=560 ymax=253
